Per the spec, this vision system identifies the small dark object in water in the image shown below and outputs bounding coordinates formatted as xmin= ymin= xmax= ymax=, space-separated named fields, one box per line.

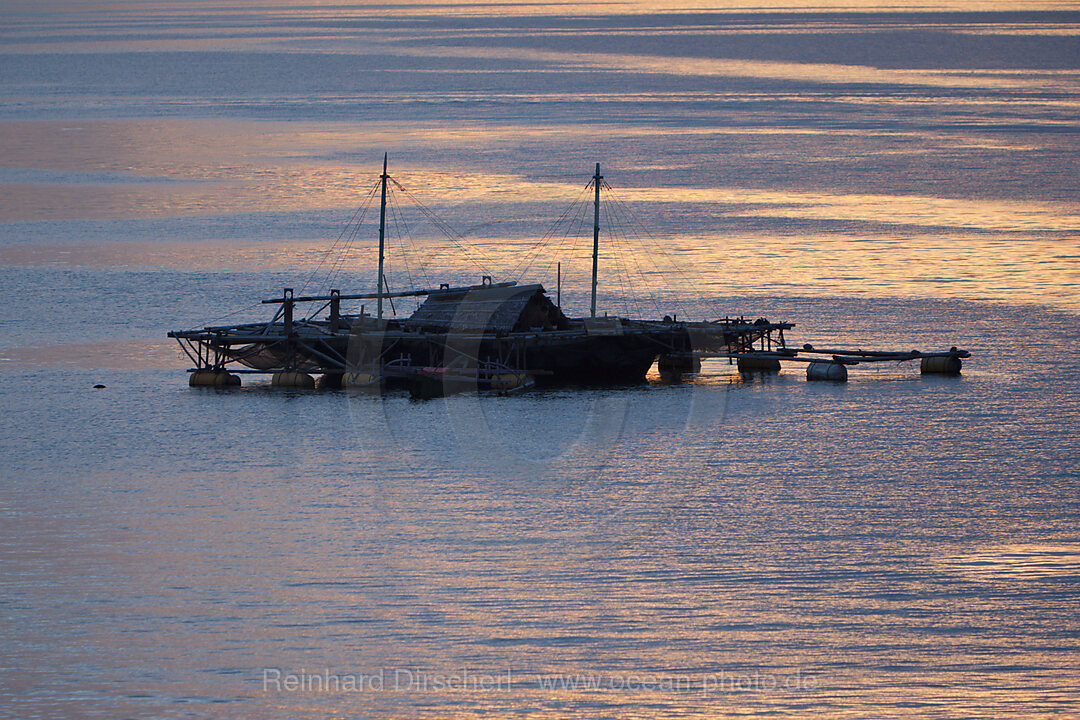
xmin=93 ymin=384 xmax=106 ymax=388
xmin=920 ymin=355 xmax=963 ymax=375
xmin=803 ymin=343 xmax=813 ymax=351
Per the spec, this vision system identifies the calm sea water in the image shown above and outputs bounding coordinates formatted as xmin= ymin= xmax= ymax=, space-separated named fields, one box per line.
xmin=2 ymin=3 xmax=1079 ymax=718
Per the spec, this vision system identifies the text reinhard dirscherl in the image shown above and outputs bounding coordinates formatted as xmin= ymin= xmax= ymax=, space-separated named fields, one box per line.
xmin=261 ymin=668 xmax=817 ymax=697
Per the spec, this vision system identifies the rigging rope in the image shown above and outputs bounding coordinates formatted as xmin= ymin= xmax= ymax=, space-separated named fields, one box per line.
xmin=519 ymin=175 xmax=692 ymax=318
xmin=203 ymin=299 xmax=276 ymax=327
xmin=386 ymin=186 xmax=419 ymax=313
xmin=603 ymin=199 xmax=658 ymax=319
xmin=287 ymin=167 xmax=701 ymax=325
xmin=389 ymin=179 xmax=494 ymax=277
xmin=319 ymin=200 xmax=370 ymax=304
xmin=601 ymin=201 xmax=634 ymax=318
xmin=600 ymin=181 xmax=701 ymax=313
xmin=297 ymin=179 xmax=380 ymax=298
xmin=510 ymin=180 xmax=593 ymax=282
xmin=603 ymin=187 xmax=669 ymax=317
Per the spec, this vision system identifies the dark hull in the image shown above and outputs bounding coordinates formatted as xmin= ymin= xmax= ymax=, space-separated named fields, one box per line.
xmin=341 ymin=323 xmax=684 ymax=386
xmin=523 ymin=334 xmax=661 ymax=384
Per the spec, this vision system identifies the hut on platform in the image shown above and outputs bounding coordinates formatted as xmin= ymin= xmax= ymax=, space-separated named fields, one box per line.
xmin=404 ymin=283 xmax=569 ymax=334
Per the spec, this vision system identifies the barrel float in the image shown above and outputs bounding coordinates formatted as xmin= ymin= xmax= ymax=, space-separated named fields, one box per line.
xmin=490 ymin=373 xmax=531 ymax=392
xmin=920 ymin=355 xmax=962 ymax=375
xmin=658 ymin=353 xmax=701 ymax=374
xmin=343 ymin=371 xmax=379 ymax=388
xmin=806 ymin=361 xmax=847 ymax=382
xmin=189 ymin=371 xmax=241 ymax=387
xmin=271 ymin=371 xmax=315 ymax=389
xmin=737 ymin=356 xmax=782 ymax=373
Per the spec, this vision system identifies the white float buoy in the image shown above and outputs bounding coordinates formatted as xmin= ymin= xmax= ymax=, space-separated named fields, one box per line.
xmin=806 ymin=361 xmax=847 ymax=382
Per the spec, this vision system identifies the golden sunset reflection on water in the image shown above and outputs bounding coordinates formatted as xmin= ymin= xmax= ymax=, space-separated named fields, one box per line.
xmin=9 ymin=0 xmax=1080 ymax=19
xmin=940 ymin=544 xmax=1080 ymax=582
xmin=3 ymin=228 xmax=1076 ymax=315
xmin=408 ymin=46 xmax=1080 ymax=92
xmin=2 ymin=116 xmax=1077 ymax=311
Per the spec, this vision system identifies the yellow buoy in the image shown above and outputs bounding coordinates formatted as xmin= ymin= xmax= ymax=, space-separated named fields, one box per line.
xmin=189 ymin=371 xmax=241 ymax=387
xmin=271 ymin=371 xmax=315 ymax=389
xmin=343 ymin=371 xmax=378 ymax=388
xmin=490 ymin=373 xmax=530 ymax=392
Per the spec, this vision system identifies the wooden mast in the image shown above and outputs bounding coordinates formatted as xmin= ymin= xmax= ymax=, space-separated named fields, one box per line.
xmin=557 ymin=261 xmax=562 ymax=308
xmin=590 ymin=162 xmax=602 ymax=318
xmin=377 ymin=153 xmax=388 ymax=320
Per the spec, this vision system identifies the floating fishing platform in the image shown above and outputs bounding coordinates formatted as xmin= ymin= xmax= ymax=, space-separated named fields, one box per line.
xmin=169 ymin=159 xmax=969 ymax=396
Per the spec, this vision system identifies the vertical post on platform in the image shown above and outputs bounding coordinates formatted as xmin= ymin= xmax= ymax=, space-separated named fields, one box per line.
xmin=283 ymin=288 xmax=294 ymax=336
xmin=329 ymin=289 xmax=341 ymax=331
xmin=283 ymin=287 xmax=295 ymax=371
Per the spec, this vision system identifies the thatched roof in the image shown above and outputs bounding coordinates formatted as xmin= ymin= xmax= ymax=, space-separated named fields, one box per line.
xmin=405 ymin=283 xmax=566 ymax=333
